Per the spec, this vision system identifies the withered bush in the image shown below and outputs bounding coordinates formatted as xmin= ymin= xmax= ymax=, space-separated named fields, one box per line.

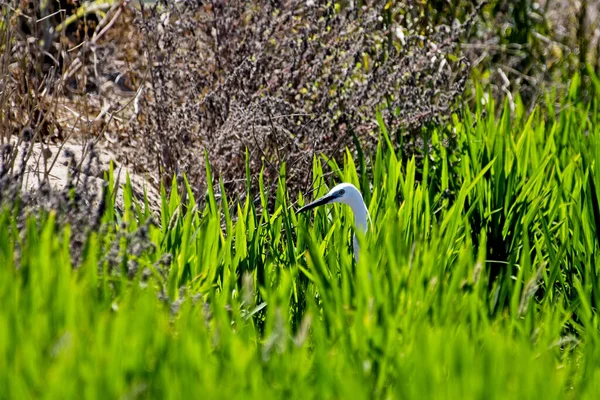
xmin=1 ymin=0 xmax=143 ymax=148
xmin=132 ymin=0 xmax=479 ymax=200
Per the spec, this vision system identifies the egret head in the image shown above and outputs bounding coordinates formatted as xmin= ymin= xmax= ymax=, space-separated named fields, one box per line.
xmin=297 ymin=183 xmax=368 ymax=233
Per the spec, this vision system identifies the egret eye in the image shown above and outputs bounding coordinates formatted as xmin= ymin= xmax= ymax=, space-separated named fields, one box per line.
xmin=339 ymin=189 xmax=345 ymax=195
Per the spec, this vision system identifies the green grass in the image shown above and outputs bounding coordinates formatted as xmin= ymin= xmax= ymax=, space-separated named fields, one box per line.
xmin=2 ymin=76 xmax=600 ymax=399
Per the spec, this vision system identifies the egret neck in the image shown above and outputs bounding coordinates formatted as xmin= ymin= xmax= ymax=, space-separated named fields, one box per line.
xmin=297 ymin=182 xmax=369 ymax=260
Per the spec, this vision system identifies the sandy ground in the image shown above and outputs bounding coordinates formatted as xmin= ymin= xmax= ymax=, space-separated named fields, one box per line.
xmin=7 ymin=136 xmax=162 ymax=214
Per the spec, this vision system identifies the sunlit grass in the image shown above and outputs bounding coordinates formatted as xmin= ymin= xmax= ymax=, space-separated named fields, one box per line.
xmin=1 ymin=76 xmax=600 ymax=398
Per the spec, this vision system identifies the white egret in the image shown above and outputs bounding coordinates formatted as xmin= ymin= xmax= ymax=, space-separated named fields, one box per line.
xmin=297 ymin=183 xmax=369 ymax=260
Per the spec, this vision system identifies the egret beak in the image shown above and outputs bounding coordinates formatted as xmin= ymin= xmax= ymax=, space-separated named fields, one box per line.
xmin=297 ymin=193 xmax=338 ymax=213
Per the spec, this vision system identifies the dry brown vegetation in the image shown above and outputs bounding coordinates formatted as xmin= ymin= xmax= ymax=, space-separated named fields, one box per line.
xmin=130 ymin=1 xmax=483 ymax=199
xmin=1 ymin=0 xmax=479 ymax=205
xmin=1 ymin=0 xmax=598 ymax=207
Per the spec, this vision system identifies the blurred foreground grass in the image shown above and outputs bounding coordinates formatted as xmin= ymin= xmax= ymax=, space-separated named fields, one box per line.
xmin=2 ymin=78 xmax=600 ymax=399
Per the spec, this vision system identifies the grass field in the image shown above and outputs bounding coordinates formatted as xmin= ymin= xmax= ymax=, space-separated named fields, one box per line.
xmin=2 ymin=78 xmax=600 ymax=399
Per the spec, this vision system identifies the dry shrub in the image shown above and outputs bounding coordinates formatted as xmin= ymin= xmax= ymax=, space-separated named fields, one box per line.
xmin=0 ymin=1 xmax=156 ymax=266
xmin=132 ymin=0 xmax=479 ymax=200
xmin=0 ymin=0 xmax=156 ymax=200
xmin=1 ymin=1 xmax=143 ymax=152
